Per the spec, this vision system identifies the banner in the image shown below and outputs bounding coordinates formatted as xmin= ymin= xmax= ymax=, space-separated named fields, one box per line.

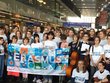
xmin=7 ymin=44 xmax=70 ymax=76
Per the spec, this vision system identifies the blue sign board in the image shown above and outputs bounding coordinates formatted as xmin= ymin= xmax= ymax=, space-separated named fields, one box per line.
xmin=63 ymin=22 xmax=91 ymax=27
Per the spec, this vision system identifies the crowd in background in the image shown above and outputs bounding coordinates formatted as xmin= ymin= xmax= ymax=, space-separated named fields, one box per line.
xmin=0 ymin=24 xmax=110 ymax=83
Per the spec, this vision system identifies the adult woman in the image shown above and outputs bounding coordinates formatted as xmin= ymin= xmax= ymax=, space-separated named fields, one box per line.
xmin=93 ymin=61 xmax=110 ymax=83
xmin=71 ymin=60 xmax=89 ymax=83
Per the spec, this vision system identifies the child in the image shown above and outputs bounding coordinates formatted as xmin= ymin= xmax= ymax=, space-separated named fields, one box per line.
xmin=71 ymin=60 xmax=89 ymax=83
xmin=7 ymin=36 xmax=20 ymax=82
xmin=20 ymin=37 xmax=30 ymax=82
xmin=43 ymin=31 xmax=58 ymax=83
xmin=93 ymin=61 xmax=110 ymax=83
xmin=90 ymin=36 xmax=104 ymax=79
xmin=0 ymin=37 xmax=4 ymax=82
xmin=31 ymin=34 xmax=43 ymax=83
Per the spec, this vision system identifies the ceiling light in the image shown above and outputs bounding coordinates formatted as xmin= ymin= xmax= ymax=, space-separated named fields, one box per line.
xmin=101 ymin=3 xmax=104 ymax=5
xmin=81 ymin=0 xmax=84 ymax=1
xmin=37 ymin=0 xmax=46 ymax=5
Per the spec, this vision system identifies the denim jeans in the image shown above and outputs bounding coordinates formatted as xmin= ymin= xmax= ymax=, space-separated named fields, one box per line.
xmin=0 ymin=55 xmax=4 ymax=77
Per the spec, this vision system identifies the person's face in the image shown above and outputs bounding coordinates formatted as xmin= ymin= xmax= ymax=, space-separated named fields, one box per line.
xmin=99 ymin=32 xmax=105 ymax=39
xmin=68 ymin=30 xmax=74 ymax=36
xmin=33 ymin=26 xmax=37 ymax=32
xmin=12 ymin=38 xmax=17 ymax=43
xmin=23 ymin=39 xmax=28 ymax=45
xmin=73 ymin=36 xmax=78 ymax=42
xmin=43 ymin=34 xmax=47 ymax=41
xmin=78 ymin=61 xmax=84 ymax=69
xmin=55 ymin=31 xmax=61 ymax=37
xmin=16 ymin=32 xmax=21 ymax=38
xmin=79 ymin=31 xmax=84 ymax=38
xmin=90 ymin=30 xmax=95 ymax=36
xmin=0 ymin=39 xmax=4 ymax=44
xmin=48 ymin=34 xmax=53 ymax=40
xmin=27 ymin=32 xmax=32 ymax=38
xmin=44 ymin=28 xmax=49 ymax=33
xmin=98 ymin=63 xmax=104 ymax=71
xmin=37 ymin=27 xmax=41 ymax=33
xmin=94 ymin=38 xmax=100 ymax=45
xmin=107 ymin=29 xmax=110 ymax=34
xmin=83 ymin=34 xmax=89 ymax=41
xmin=35 ymin=36 xmax=39 ymax=43
xmin=0 ymin=29 xmax=4 ymax=34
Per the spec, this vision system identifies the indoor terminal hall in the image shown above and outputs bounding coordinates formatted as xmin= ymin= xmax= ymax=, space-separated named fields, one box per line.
xmin=0 ymin=0 xmax=110 ymax=83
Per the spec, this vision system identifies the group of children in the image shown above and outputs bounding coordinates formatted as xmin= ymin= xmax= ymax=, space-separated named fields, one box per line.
xmin=0 ymin=25 xmax=110 ymax=83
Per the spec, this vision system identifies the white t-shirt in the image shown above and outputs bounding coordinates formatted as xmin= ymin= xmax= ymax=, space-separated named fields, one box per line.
xmin=100 ymin=39 xmax=107 ymax=47
xmin=53 ymin=37 xmax=61 ymax=46
xmin=93 ymin=69 xmax=110 ymax=80
xmin=103 ymin=44 xmax=110 ymax=58
xmin=10 ymin=33 xmax=15 ymax=40
xmin=66 ymin=36 xmax=73 ymax=44
xmin=0 ymin=34 xmax=7 ymax=42
xmin=90 ymin=45 xmax=104 ymax=66
xmin=20 ymin=44 xmax=31 ymax=48
xmin=31 ymin=43 xmax=43 ymax=48
xmin=72 ymin=68 xmax=89 ymax=83
xmin=44 ymin=40 xmax=58 ymax=49
xmin=10 ymin=43 xmax=20 ymax=66
xmin=0 ymin=45 xmax=4 ymax=55
xmin=38 ymin=33 xmax=43 ymax=42
xmin=17 ymin=39 xmax=22 ymax=45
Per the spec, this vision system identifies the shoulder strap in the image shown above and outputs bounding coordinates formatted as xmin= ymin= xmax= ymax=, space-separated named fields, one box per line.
xmin=92 ymin=45 xmax=94 ymax=53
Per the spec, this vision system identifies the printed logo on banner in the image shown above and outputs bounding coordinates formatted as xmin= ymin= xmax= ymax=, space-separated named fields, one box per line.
xmin=34 ymin=48 xmax=42 ymax=69
xmin=7 ymin=45 xmax=70 ymax=76
xmin=7 ymin=44 xmax=20 ymax=70
xmin=20 ymin=47 xmax=29 ymax=68
xmin=55 ymin=48 xmax=69 ymax=72
xmin=41 ymin=47 xmax=49 ymax=70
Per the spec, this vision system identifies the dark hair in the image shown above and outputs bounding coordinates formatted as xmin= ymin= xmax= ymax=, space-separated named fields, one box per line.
xmin=100 ymin=29 xmax=106 ymax=36
xmin=0 ymin=26 xmax=5 ymax=30
xmin=23 ymin=37 xmax=29 ymax=43
xmin=76 ymin=60 xmax=87 ymax=73
xmin=47 ymin=31 xmax=55 ymax=39
xmin=94 ymin=36 xmax=101 ymax=43
xmin=43 ymin=33 xmax=48 ymax=40
xmin=107 ymin=32 xmax=110 ymax=39
xmin=98 ymin=61 xmax=105 ymax=67
xmin=27 ymin=31 xmax=32 ymax=35
xmin=60 ymin=34 xmax=67 ymax=40
xmin=12 ymin=35 xmax=18 ymax=40
xmin=16 ymin=30 xmax=22 ymax=39
xmin=73 ymin=34 xmax=79 ymax=40
xmin=83 ymin=32 xmax=89 ymax=37
xmin=34 ymin=34 xmax=40 ymax=43
xmin=0 ymin=37 xmax=3 ymax=40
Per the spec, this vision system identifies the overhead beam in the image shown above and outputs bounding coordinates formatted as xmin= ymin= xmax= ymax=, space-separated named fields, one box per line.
xmin=61 ymin=0 xmax=81 ymax=17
